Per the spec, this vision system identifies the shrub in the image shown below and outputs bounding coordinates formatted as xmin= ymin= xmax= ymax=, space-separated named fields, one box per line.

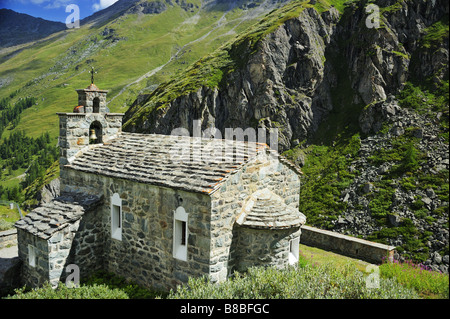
xmin=168 ymin=265 xmax=419 ymax=299
xmin=398 ymin=82 xmax=427 ymax=111
xmin=297 ymin=134 xmax=361 ymax=228
xmin=368 ymin=186 xmax=394 ymax=219
xmin=420 ymin=18 xmax=449 ymax=49
xmin=5 ymin=271 xmax=165 ymax=299
xmin=399 ymin=142 xmax=419 ymax=173
xmin=0 ymin=219 xmax=14 ymax=231
xmin=82 ymin=270 xmax=166 ymax=299
xmin=400 ymin=176 xmax=417 ymax=191
xmin=6 ymin=282 xmax=129 ymax=299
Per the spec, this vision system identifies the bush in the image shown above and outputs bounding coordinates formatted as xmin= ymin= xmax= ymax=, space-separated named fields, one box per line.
xmin=0 ymin=219 xmax=14 ymax=231
xmin=297 ymin=134 xmax=361 ymax=228
xmin=168 ymin=265 xmax=419 ymax=299
xmin=82 ymin=270 xmax=165 ymax=299
xmin=398 ymin=82 xmax=427 ymax=111
xmin=368 ymin=186 xmax=395 ymax=220
xmin=399 ymin=142 xmax=419 ymax=173
xmin=6 ymin=282 xmax=129 ymax=299
xmin=4 ymin=271 xmax=167 ymax=299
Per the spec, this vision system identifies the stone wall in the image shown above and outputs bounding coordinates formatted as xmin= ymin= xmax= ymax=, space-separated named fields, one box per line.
xmin=16 ymin=201 xmax=106 ymax=288
xmin=68 ymin=204 xmax=105 ymax=279
xmin=0 ymin=229 xmax=17 ymax=250
xmin=301 ymin=225 xmax=395 ymax=264
xmin=58 ymin=113 xmax=123 ymax=165
xmin=209 ymin=151 xmax=301 ymax=282
xmin=18 ymin=223 xmax=82 ymax=288
xmin=76 ymin=88 xmax=108 ymax=113
xmin=47 ymin=221 xmax=81 ymax=287
xmin=0 ymin=229 xmax=21 ymax=296
xmin=61 ymin=168 xmax=213 ymax=291
xmin=233 ymin=227 xmax=300 ymax=272
xmin=17 ymin=229 xmax=49 ymax=287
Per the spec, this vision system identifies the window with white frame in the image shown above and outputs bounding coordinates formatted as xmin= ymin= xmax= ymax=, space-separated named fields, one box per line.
xmin=28 ymin=244 xmax=36 ymax=267
xmin=289 ymin=237 xmax=300 ymax=265
xmin=173 ymin=206 xmax=188 ymax=261
xmin=111 ymin=193 xmax=122 ymax=241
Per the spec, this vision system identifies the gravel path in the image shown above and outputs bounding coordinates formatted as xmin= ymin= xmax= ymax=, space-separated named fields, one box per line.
xmin=0 ymin=245 xmax=20 ymax=296
xmin=0 ymin=245 xmax=19 ymax=276
xmin=0 ymin=245 xmax=19 ymax=281
xmin=0 ymin=245 xmax=18 ymax=259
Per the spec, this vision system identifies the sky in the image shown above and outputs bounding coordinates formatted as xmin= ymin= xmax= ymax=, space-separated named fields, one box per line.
xmin=0 ymin=0 xmax=119 ymax=23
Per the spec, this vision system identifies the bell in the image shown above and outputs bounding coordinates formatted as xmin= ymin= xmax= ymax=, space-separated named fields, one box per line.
xmin=89 ymin=129 xmax=97 ymax=141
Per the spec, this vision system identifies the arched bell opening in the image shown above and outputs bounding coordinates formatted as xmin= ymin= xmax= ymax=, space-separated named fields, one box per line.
xmin=93 ymin=97 xmax=100 ymax=113
xmin=89 ymin=121 xmax=103 ymax=144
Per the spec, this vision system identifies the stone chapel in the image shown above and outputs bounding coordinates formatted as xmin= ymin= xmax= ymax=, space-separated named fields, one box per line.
xmin=15 ymin=83 xmax=306 ymax=291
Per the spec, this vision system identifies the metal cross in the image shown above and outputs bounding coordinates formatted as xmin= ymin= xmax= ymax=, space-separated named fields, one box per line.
xmin=89 ymin=67 xmax=97 ymax=84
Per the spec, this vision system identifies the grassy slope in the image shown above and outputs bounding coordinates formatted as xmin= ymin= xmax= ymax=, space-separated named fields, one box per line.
xmin=299 ymin=244 xmax=371 ymax=272
xmin=301 ymin=244 xmax=448 ymax=299
xmin=0 ymin=204 xmax=21 ymax=229
xmin=0 ymin=1 xmax=280 ymax=188
xmin=0 ymin=1 xmax=271 ymax=138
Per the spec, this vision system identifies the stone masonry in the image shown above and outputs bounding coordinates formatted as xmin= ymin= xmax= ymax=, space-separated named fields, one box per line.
xmin=15 ymin=192 xmax=102 ymax=287
xmin=55 ymin=135 xmax=305 ymax=290
xmin=15 ymin=85 xmax=306 ymax=291
xmin=57 ymin=113 xmax=123 ymax=166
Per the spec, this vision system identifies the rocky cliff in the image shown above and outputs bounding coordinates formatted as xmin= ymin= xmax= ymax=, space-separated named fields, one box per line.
xmin=125 ymin=0 xmax=449 ymax=269
xmin=124 ymin=0 xmax=448 ymax=147
xmin=123 ymin=1 xmax=341 ymax=150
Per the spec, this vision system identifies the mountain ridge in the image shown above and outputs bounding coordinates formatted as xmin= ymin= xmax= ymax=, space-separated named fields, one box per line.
xmin=0 ymin=8 xmax=66 ymax=49
xmin=0 ymin=0 xmax=291 ymax=141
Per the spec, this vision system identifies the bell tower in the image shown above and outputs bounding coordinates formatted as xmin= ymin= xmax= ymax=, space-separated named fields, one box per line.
xmin=57 ymin=70 xmax=124 ymax=167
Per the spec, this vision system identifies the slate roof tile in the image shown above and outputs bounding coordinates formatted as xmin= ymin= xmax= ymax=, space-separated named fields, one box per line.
xmin=66 ymin=133 xmax=280 ymax=194
xmin=15 ymin=192 xmax=102 ymax=239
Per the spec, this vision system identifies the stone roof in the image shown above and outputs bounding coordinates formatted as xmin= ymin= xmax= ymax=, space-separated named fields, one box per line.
xmin=236 ymin=189 xmax=306 ymax=229
xmin=15 ymin=192 xmax=102 ymax=240
xmin=66 ymin=133 xmax=301 ymax=194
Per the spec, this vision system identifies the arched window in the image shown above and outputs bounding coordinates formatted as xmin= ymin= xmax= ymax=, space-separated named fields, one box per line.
xmin=93 ymin=97 xmax=100 ymax=113
xmin=89 ymin=121 xmax=103 ymax=144
xmin=173 ymin=206 xmax=188 ymax=261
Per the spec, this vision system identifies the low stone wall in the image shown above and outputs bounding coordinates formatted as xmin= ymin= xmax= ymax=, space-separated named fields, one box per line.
xmin=300 ymin=225 xmax=395 ymax=264
xmin=0 ymin=229 xmax=17 ymax=250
